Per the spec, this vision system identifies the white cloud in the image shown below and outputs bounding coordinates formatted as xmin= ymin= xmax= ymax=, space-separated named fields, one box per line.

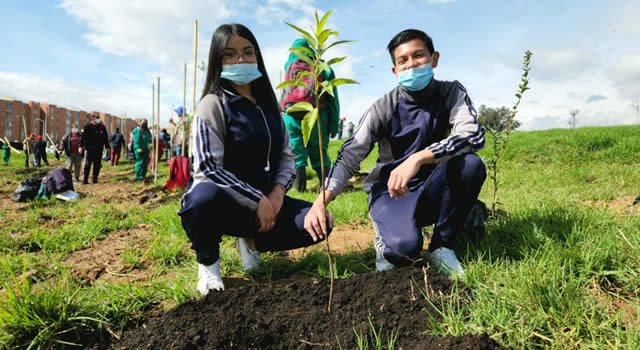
xmin=525 ymin=48 xmax=594 ymax=81
xmin=339 ymin=93 xmax=378 ymax=125
xmin=256 ymin=0 xmax=316 ymax=25
xmin=260 ymin=45 xmax=291 ymax=91
xmin=0 ymin=71 xmax=166 ymax=119
xmin=58 ymin=0 xmax=231 ymax=67
xmin=608 ymin=53 xmax=640 ymax=101
xmin=586 ymin=95 xmax=607 ymax=104
xmin=606 ymin=1 xmax=640 ymax=35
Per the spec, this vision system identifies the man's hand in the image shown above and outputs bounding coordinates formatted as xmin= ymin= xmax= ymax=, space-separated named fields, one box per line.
xmin=138 ymin=148 xmax=143 ymax=153
xmin=387 ymin=150 xmax=434 ymax=199
xmin=267 ymin=184 xmax=286 ymax=216
xmin=304 ymin=191 xmax=335 ymax=241
xmin=256 ymin=196 xmax=276 ymax=232
xmin=78 ymin=147 xmax=83 ymax=154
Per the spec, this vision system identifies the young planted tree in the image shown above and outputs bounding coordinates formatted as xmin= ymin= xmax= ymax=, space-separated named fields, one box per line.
xmin=276 ymin=10 xmax=358 ymax=312
xmin=481 ymin=50 xmax=532 ymax=217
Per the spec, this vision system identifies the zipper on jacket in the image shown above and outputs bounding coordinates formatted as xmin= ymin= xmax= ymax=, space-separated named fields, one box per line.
xmin=257 ymin=106 xmax=272 ymax=172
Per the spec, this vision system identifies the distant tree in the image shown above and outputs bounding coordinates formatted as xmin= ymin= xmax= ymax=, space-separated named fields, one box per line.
xmin=478 ymin=105 xmax=521 ymax=132
xmin=569 ymin=109 xmax=579 ymax=129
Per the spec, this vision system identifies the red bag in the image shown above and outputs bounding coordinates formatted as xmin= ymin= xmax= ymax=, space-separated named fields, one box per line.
xmin=280 ymin=59 xmax=322 ymax=120
xmin=163 ymin=155 xmax=189 ymax=191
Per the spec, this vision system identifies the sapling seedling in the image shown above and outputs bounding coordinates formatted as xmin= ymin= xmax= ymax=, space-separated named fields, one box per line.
xmin=481 ymin=50 xmax=532 ymax=217
xmin=276 ymin=9 xmax=358 ymax=312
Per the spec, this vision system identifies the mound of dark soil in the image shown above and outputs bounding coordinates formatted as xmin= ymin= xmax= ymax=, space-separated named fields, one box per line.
xmin=101 ymin=267 xmax=507 ymax=349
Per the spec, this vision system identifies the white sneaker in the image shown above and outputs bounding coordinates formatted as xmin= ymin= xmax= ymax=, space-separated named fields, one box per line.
xmin=197 ymin=259 xmax=224 ymax=295
xmin=428 ymin=247 xmax=465 ymax=277
xmin=236 ymin=237 xmax=260 ymax=272
xmin=375 ymin=248 xmax=394 ymax=271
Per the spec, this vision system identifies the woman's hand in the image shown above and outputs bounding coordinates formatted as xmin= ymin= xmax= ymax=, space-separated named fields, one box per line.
xmin=256 ymin=196 xmax=276 ymax=232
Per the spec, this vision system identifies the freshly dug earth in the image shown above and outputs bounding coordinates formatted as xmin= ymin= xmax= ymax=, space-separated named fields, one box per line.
xmin=101 ymin=267 xmax=507 ymax=350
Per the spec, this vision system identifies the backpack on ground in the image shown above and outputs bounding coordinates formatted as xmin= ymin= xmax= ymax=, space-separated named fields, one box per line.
xmin=11 ymin=177 xmax=43 ymax=202
xmin=43 ymin=167 xmax=74 ymax=198
xmin=163 ymin=155 xmax=190 ymax=191
xmin=280 ymin=59 xmax=323 ymax=120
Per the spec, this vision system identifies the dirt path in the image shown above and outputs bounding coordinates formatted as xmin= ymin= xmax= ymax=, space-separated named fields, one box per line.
xmin=583 ymin=195 xmax=640 ymax=216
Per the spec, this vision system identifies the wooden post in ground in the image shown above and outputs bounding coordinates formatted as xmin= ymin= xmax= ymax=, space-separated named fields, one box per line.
xmin=182 ymin=63 xmax=187 ymax=157
xmin=155 ymin=77 xmax=160 ymax=183
xmin=188 ymin=19 xmax=198 ymax=158
xmin=21 ymin=115 xmax=30 ymax=155
xmin=4 ymin=136 xmax=20 ymax=153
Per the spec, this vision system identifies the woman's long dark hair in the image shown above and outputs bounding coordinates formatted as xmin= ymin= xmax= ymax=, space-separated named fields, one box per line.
xmin=201 ymin=23 xmax=279 ymax=116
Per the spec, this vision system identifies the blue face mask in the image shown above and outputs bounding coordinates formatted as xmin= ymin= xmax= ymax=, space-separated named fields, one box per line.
xmin=221 ymin=63 xmax=262 ymax=85
xmin=397 ymin=63 xmax=434 ymax=91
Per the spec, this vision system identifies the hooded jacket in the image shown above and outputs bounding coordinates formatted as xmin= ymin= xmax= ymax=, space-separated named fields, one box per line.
xmin=326 ymin=79 xmax=485 ymax=199
xmin=282 ymin=38 xmax=340 ymax=135
xmin=189 ymin=88 xmax=296 ymax=210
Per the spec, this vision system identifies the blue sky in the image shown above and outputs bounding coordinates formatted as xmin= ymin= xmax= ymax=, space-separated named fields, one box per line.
xmin=1 ymin=0 xmax=639 ymax=130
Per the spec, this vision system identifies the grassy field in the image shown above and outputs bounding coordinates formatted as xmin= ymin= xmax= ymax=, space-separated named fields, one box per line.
xmin=0 ymin=125 xmax=639 ymax=349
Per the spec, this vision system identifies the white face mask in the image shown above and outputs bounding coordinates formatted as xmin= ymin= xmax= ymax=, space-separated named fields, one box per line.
xmin=95 ymin=118 xmax=102 ymax=124
xmin=71 ymin=128 xmax=79 ymax=133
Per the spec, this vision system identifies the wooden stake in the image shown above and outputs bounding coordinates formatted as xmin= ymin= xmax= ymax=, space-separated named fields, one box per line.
xmin=189 ymin=19 xmax=198 ymax=158
xmin=3 ymin=136 xmax=20 ymax=153
xmin=182 ymin=62 xmax=187 ymax=156
xmin=21 ymin=115 xmax=30 ymax=154
xmin=155 ymin=77 xmax=160 ymax=183
xmin=45 ymin=133 xmax=55 ymax=148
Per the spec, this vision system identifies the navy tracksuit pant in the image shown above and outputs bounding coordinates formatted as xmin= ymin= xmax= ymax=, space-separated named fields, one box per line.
xmin=178 ymin=181 xmax=331 ymax=265
xmin=83 ymin=150 xmax=102 ymax=182
xmin=369 ymin=153 xmax=486 ymax=267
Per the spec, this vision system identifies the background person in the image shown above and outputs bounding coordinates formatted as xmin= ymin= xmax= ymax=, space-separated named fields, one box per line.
xmin=34 ymin=135 xmax=49 ymax=167
xmin=280 ymin=38 xmax=340 ymax=192
xmin=132 ymin=120 xmax=152 ymax=179
xmin=170 ymin=107 xmax=190 ymax=158
xmin=161 ymin=128 xmax=171 ymax=160
xmin=178 ymin=23 xmax=333 ymax=295
xmin=60 ymin=127 xmax=83 ymax=181
xmin=79 ymin=113 xmax=109 ymax=184
xmin=109 ymin=127 xmax=126 ymax=166
xmin=22 ymin=134 xmax=35 ymax=168
xmin=1 ymin=140 xmax=9 ymax=165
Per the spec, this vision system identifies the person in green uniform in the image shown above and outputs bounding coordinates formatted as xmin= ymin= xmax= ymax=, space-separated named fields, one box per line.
xmin=132 ymin=119 xmax=152 ymax=179
xmin=1 ymin=140 xmax=10 ymax=165
xmin=282 ymin=38 xmax=340 ymax=192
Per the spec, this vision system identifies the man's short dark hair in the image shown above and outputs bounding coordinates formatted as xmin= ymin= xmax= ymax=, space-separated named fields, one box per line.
xmin=387 ymin=29 xmax=435 ymax=65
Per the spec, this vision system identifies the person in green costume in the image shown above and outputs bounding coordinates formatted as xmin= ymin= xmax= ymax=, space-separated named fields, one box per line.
xmin=1 ymin=140 xmax=10 ymax=165
xmin=132 ymin=119 xmax=152 ymax=179
xmin=282 ymin=38 xmax=340 ymax=192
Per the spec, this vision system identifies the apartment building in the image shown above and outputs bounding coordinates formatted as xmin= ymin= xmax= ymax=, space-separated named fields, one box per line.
xmin=0 ymin=97 xmax=137 ymax=144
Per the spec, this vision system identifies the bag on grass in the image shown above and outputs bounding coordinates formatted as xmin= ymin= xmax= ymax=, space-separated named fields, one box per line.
xmin=11 ymin=177 xmax=42 ymax=202
xmin=163 ymin=155 xmax=190 ymax=191
xmin=43 ymin=167 xmax=74 ymax=198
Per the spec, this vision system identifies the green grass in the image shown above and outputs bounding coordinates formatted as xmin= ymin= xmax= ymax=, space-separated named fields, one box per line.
xmin=0 ymin=125 xmax=639 ymax=349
